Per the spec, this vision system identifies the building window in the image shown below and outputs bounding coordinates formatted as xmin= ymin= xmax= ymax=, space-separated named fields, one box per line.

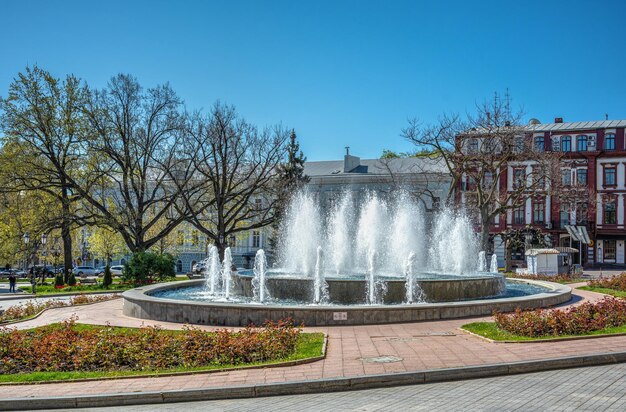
xmin=577 ymin=202 xmax=588 ymax=224
xmin=604 ymin=240 xmax=616 ymax=260
xmin=576 ymin=135 xmax=588 ymax=151
xmin=252 ymin=231 xmax=261 ymax=248
xmin=605 ymin=133 xmax=616 ymax=150
xmin=604 ymin=201 xmax=617 ymax=224
xmin=177 ymin=230 xmax=185 ymax=246
xmin=468 ymin=138 xmax=479 ymax=153
xmin=560 ymin=203 xmax=570 ymax=226
xmin=561 ymin=169 xmax=571 ymax=186
xmin=533 ymin=202 xmax=544 ymax=224
xmin=513 ymin=168 xmax=525 ymax=190
xmin=176 ymin=260 xmax=183 ymax=273
xmin=483 ymin=170 xmax=494 ymax=188
xmin=513 ymin=205 xmax=525 ymax=225
xmin=534 ymin=136 xmax=544 ymax=151
xmin=561 ymin=135 xmax=571 ymax=152
xmin=604 ymin=166 xmax=616 ymax=186
xmin=191 ymin=230 xmax=199 ymax=246
xmin=514 ymin=136 xmax=524 ymax=153
xmin=229 ymin=235 xmax=237 ymax=247
xmin=576 ymin=169 xmax=587 ymax=186
xmin=255 ymin=198 xmax=262 ymax=211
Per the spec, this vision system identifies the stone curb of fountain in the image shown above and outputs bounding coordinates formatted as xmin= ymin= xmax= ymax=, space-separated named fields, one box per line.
xmin=2 ymin=350 xmax=626 ymax=411
xmin=0 ymin=334 xmax=328 ymax=386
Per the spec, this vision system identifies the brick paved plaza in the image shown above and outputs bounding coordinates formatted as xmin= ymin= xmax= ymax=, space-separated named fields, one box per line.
xmin=87 ymin=362 xmax=626 ymax=411
xmin=2 ymin=283 xmax=626 ymax=405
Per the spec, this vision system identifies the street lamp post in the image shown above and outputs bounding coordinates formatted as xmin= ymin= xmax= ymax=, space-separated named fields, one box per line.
xmin=40 ymin=233 xmax=47 ymax=285
xmin=22 ymin=232 xmax=30 ymax=272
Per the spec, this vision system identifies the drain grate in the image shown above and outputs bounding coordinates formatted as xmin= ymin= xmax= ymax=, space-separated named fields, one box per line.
xmin=360 ymin=355 xmax=403 ymax=363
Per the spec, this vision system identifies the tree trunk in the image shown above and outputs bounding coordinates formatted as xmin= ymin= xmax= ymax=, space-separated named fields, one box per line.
xmin=61 ymin=187 xmax=73 ymax=282
xmin=479 ymin=209 xmax=491 ymax=253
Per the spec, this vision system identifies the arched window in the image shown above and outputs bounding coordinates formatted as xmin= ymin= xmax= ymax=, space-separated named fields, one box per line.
xmin=176 ymin=260 xmax=183 ymax=273
xmin=576 ymin=135 xmax=587 ymax=151
xmin=561 ymin=135 xmax=571 ymax=152
xmin=120 ymin=258 xmax=126 ymax=265
xmin=605 ymin=133 xmax=616 ymax=150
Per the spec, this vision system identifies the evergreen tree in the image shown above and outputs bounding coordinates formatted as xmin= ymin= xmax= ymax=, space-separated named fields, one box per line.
xmin=270 ymin=130 xmax=309 ymax=253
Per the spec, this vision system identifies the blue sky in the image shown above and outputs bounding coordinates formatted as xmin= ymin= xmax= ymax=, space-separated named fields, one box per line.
xmin=2 ymin=0 xmax=626 ymax=160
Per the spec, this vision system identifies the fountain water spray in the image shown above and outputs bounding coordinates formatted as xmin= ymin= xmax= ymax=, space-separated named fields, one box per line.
xmin=253 ymin=249 xmax=268 ymax=303
xmin=405 ymin=252 xmax=417 ymax=303
xmin=478 ymin=251 xmax=487 ymax=272
xmin=222 ymin=247 xmax=233 ymax=299
xmin=490 ymin=254 xmax=498 ymax=273
xmin=313 ymin=246 xmax=329 ymax=304
xmin=205 ymin=246 xmax=221 ymax=294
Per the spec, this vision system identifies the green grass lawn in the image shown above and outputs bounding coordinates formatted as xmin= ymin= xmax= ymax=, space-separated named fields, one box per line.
xmin=462 ymin=321 xmax=626 ymax=342
xmin=0 ymin=324 xmax=325 ymax=383
xmin=18 ymin=276 xmax=191 ymax=296
xmin=578 ymin=285 xmax=626 ymax=298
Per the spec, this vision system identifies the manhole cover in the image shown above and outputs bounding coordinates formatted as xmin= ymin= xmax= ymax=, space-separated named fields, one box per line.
xmin=360 ymin=355 xmax=403 ymax=363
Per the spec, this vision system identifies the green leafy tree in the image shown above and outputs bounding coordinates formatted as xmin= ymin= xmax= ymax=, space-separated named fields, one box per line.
xmin=0 ymin=66 xmax=92 ymax=275
xmin=123 ymin=251 xmax=175 ymax=284
xmin=270 ymin=129 xmax=309 ymax=252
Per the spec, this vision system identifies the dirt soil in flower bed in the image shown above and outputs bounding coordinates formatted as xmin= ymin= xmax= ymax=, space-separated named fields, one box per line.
xmin=0 ymin=318 xmax=324 ymax=383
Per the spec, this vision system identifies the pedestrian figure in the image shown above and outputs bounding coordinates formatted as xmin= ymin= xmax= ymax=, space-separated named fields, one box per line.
xmin=8 ymin=273 xmax=16 ymax=293
xmin=30 ymin=271 xmax=36 ymax=294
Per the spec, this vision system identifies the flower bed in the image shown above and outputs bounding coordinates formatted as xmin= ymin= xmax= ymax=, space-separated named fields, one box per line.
xmin=506 ymin=272 xmax=582 ymax=283
xmin=494 ymin=297 xmax=626 ymax=337
xmin=588 ymin=273 xmax=626 ymax=291
xmin=0 ymin=318 xmax=301 ymax=375
xmin=0 ymin=294 xmax=117 ymax=323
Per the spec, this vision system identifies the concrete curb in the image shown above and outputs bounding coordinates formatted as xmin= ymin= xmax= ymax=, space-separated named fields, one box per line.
xmin=2 ymin=350 xmax=626 ymax=410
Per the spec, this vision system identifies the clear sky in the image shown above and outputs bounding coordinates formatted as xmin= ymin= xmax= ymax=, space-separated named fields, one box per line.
xmin=2 ymin=0 xmax=626 ymax=160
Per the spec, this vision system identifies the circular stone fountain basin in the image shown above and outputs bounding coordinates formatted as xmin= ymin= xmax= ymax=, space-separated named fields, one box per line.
xmin=122 ymin=278 xmax=572 ymax=327
xmin=232 ymin=271 xmax=507 ymax=304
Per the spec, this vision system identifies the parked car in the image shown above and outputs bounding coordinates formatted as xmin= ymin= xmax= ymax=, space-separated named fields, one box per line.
xmin=73 ymin=266 xmax=98 ymax=276
xmin=192 ymin=259 xmax=209 ymax=274
xmin=109 ymin=265 xmax=124 ymax=276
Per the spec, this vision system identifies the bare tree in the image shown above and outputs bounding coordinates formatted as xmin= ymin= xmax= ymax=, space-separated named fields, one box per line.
xmin=403 ymin=93 xmax=566 ymax=251
xmin=186 ymin=103 xmax=289 ymax=258
xmin=69 ymin=74 xmax=197 ymax=252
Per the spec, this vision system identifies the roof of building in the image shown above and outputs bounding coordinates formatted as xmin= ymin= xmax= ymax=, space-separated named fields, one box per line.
xmin=526 ymin=119 xmax=626 ymax=132
xmin=303 ymin=156 xmax=448 ymax=177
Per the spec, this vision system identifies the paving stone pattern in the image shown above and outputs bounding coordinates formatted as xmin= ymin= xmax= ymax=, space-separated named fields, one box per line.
xmin=1 ymin=283 xmax=623 ymax=401
xmin=74 ymin=363 xmax=626 ymax=411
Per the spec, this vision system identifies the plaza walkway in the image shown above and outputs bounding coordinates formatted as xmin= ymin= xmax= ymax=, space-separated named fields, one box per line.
xmin=2 ymin=283 xmax=626 ymax=402
xmin=86 ymin=362 xmax=626 ymax=411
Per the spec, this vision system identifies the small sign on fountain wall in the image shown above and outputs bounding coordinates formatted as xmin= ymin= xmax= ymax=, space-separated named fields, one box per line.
xmin=333 ymin=312 xmax=348 ymax=321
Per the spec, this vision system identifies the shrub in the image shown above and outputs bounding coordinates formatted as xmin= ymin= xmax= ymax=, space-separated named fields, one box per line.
xmin=67 ymin=273 xmax=77 ymax=286
xmin=494 ymin=297 xmax=626 ymax=337
xmin=589 ymin=273 xmax=626 ymax=291
xmin=123 ymin=252 xmax=175 ymax=284
xmin=0 ymin=318 xmax=300 ymax=374
xmin=102 ymin=265 xmax=112 ymax=288
xmin=506 ymin=272 xmax=580 ymax=283
xmin=54 ymin=274 xmax=64 ymax=287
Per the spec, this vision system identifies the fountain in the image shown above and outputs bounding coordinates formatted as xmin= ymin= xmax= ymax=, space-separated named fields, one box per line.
xmin=205 ymin=246 xmax=221 ymax=295
xmin=253 ymin=249 xmax=268 ymax=303
xmin=478 ymin=251 xmax=487 ymax=272
xmin=123 ymin=189 xmax=572 ymax=326
xmin=222 ymin=247 xmax=233 ymax=300
xmin=490 ymin=254 xmax=498 ymax=274
xmin=313 ymin=246 xmax=328 ymax=304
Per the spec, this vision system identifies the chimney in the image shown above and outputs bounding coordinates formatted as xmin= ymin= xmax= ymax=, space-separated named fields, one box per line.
xmin=343 ymin=148 xmax=360 ymax=173
xmin=554 ymin=117 xmax=564 ymax=123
